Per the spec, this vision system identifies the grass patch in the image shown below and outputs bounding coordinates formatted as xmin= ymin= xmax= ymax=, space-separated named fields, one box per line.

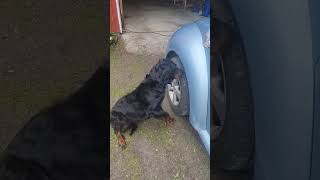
xmin=139 ymin=121 xmax=174 ymax=148
xmin=110 ymin=46 xmax=148 ymax=106
xmin=110 ymin=33 xmax=119 ymax=47
xmin=110 ymin=127 xmax=143 ymax=179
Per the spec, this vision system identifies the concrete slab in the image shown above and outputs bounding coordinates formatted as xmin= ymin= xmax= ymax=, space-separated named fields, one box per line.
xmin=121 ymin=0 xmax=201 ymax=56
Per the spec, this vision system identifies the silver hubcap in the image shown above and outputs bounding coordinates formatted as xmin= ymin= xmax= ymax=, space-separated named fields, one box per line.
xmin=168 ymin=79 xmax=181 ymax=106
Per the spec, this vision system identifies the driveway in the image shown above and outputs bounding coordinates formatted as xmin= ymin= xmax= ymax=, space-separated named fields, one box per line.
xmin=121 ymin=0 xmax=200 ymax=56
xmin=110 ymin=0 xmax=210 ymax=179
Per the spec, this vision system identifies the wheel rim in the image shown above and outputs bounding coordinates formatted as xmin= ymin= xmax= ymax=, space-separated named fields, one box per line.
xmin=168 ymin=79 xmax=181 ymax=106
xmin=212 ymin=51 xmax=227 ymax=141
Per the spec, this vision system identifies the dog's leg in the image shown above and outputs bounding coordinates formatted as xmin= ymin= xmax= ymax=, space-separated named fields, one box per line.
xmin=152 ymin=107 xmax=175 ymax=126
xmin=162 ymin=115 xmax=175 ymax=126
xmin=129 ymin=123 xmax=138 ymax=136
xmin=114 ymin=130 xmax=126 ymax=149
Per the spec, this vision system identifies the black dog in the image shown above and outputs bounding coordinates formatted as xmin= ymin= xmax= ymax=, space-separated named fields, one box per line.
xmin=110 ymin=58 xmax=180 ymax=149
xmin=0 ymin=63 xmax=108 ymax=180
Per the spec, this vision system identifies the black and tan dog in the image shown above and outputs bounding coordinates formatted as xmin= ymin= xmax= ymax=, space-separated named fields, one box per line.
xmin=0 ymin=62 xmax=108 ymax=180
xmin=110 ymin=58 xmax=180 ymax=149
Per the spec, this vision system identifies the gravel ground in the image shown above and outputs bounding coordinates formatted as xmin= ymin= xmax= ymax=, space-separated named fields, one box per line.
xmin=110 ymin=1 xmax=210 ymax=179
xmin=110 ymin=39 xmax=210 ymax=180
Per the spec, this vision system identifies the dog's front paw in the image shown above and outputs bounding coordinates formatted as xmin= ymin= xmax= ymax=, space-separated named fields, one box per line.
xmin=164 ymin=116 xmax=175 ymax=127
xmin=117 ymin=134 xmax=127 ymax=150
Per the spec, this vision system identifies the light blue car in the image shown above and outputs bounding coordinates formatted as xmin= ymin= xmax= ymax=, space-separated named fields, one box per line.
xmin=165 ymin=18 xmax=210 ymax=154
xmin=213 ymin=0 xmax=320 ymax=178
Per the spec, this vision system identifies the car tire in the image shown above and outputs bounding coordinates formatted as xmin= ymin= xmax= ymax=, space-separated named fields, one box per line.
xmin=213 ymin=19 xmax=255 ymax=171
xmin=166 ymin=56 xmax=189 ymax=116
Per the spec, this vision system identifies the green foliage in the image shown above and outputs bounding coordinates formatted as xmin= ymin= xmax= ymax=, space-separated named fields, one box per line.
xmin=110 ymin=33 xmax=118 ymax=46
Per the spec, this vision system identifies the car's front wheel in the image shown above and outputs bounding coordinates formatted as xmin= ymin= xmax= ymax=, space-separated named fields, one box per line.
xmin=213 ymin=18 xmax=255 ymax=171
xmin=166 ymin=56 xmax=189 ymax=116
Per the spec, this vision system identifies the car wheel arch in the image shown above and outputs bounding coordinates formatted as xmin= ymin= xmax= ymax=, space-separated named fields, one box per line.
xmin=166 ymin=49 xmax=210 ymax=133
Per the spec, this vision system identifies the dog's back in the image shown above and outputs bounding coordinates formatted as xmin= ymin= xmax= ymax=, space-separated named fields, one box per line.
xmin=110 ymin=59 xmax=178 ymax=136
xmin=110 ymin=78 xmax=158 ymax=133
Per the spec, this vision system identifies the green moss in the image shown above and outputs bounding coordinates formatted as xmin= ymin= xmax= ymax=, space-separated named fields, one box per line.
xmin=139 ymin=121 xmax=174 ymax=148
xmin=110 ymin=48 xmax=146 ymax=106
xmin=110 ymin=33 xmax=119 ymax=47
xmin=110 ymin=127 xmax=117 ymax=147
xmin=110 ymin=127 xmax=142 ymax=179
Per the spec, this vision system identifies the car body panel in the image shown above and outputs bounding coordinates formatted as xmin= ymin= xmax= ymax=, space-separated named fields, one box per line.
xmin=166 ymin=18 xmax=210 ymax=154
xmin=218 ymin=0 xmax=316 ymax=179
xmin=308 ymin=0 xmax=320 ymax=179
xmin=312 ymin=61 xmax=320 ymax=180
